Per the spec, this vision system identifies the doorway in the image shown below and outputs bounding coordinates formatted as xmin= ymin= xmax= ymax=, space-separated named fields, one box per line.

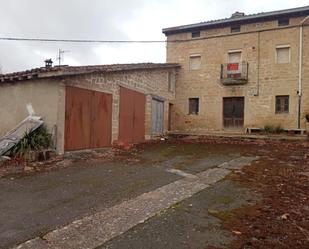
xmin=223 ymin=97 xmax=244 ymax=129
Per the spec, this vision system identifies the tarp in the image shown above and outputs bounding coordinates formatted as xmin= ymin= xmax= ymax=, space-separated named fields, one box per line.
xmin=0 ymin=116 xmax=43 ymax=156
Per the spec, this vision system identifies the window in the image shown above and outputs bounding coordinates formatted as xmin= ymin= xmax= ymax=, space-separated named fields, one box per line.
xmin=227 ymin=51 xmax=242 ymax=78
xmin=231 ymin=25 xmax=241 ymax=33
xmin=191 ymin=31 xmax=201 ymax=38
xmin=276 ymin=95 xmax=289 ymax=113
xmin=168 ymin=72 xmax=176 ymax=92
xmin=189 ymin=98 xmax=199 ymax=115
xmin=189 ymin=55 xmax=201 ymax=70
xmin=278 ymin=18 xmax=289 ymax=26
xmin=276 ymin=46 xmax=290 ymax=64
xmin=228 ymin=51 xmax=242 ymax=63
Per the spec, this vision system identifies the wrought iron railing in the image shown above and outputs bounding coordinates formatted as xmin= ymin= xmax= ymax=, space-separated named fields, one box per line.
xmin=221 ymin=62 xmax=248 ymax=85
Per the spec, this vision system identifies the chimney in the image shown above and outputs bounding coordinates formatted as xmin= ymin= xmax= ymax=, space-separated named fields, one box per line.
xmin=44 ymin=59 xmax=53 ymax=68
xmin=231 ymin=11 xmax=245 ymax=18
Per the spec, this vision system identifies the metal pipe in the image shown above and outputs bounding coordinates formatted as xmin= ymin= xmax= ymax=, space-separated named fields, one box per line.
xmin=254 ymin=31 xmax=261 ymax=96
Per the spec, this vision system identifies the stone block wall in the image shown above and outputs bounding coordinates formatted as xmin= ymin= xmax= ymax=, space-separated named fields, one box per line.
xmin=166 ymin=16 xmax=309 ymax=132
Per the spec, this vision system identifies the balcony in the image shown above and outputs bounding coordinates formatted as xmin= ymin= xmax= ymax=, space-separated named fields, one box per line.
xmin=221 ymin=62 xmax=248 ymax=85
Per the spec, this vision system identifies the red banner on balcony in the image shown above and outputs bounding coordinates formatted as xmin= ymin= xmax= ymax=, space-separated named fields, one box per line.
xmin=227 ymin=63 xmax=239 ymax=71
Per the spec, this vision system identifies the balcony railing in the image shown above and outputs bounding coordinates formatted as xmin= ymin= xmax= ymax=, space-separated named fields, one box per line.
xmin=221 ymin=61 xmax=248 ymax=85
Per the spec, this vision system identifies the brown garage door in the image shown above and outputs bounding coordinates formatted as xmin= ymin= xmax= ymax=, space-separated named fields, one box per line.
xmin=65 ymin=86 xmax=112 ymax=151
xmin=119 ymin=87 xmax=146 ymax=143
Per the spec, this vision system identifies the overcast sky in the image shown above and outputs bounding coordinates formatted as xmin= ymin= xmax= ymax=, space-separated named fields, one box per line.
xmin=0 ymin=0 xmax=308 ymax=73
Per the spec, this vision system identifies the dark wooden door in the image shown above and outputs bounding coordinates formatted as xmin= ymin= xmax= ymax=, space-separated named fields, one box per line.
xmin=65 ymin=86 xmax=112 ymax=151
xmin=119 ymin=87 xmax=146 ymax=143
xmin=223 ymin=97 xmax=244 ymax=129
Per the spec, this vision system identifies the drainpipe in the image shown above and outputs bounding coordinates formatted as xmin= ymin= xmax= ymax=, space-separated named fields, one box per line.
xmin=254 ymin=31 xmax=261 ymax=96
xmin=297 ymin=16 xmax=309 ymax=129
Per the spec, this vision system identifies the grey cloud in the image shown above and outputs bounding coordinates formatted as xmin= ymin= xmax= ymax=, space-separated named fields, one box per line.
xmin=0 ymin=0 xmax=145 ymax=72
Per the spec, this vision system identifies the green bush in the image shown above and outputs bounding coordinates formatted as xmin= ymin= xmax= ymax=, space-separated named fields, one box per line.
xmin=12 ymin=125 xmax=52 ymax=156
xmin=264 ymin=125 xmax=275 ymax=133
xmin=264 ymin=124 xmax=284 ymax=134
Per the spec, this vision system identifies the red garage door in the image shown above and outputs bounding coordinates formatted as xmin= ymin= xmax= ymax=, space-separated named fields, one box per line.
xmin=65 ymin=86 xmax=112 ymax=151
xmin=119 ymin=87 xmax=146 ymax=143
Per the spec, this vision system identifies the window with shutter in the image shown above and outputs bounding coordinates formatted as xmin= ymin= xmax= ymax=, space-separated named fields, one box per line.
xmin=276 ymin=46 xmax=290 ymax=64
xmin=189 ymin=55 xmax=201 ymax=70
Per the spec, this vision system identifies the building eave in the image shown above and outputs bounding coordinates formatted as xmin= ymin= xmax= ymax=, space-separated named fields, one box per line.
xmin=163 ymin=5 xmax=309 ymax=35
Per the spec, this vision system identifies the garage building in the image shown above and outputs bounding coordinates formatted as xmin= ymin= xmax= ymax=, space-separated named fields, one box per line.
xmin=0 ymin=63 xmax=179 ymax=153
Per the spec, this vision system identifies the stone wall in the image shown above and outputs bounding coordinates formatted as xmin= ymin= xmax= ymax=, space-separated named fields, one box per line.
xmin=166 ymin=16 xmax=309 ymax=132
xmin=57 ymin=68 xmax=176 ymax=153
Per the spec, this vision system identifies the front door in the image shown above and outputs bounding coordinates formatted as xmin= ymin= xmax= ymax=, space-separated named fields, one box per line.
xmin=223 ymin=97 xmax=244 ymax=129
xmin=152 ymin=99 xmax=164 ymax=135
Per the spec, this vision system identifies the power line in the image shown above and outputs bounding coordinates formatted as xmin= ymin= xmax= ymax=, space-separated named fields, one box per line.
xmin=0 ymin=37 xmax=169 ymax=43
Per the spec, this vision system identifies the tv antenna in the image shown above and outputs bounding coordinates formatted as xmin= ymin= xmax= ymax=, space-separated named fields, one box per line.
xmin=57 ymin=49 xmax=70 ymax=66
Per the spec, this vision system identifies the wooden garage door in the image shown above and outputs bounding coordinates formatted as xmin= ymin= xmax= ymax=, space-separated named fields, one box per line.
xmin=65 ymin=86 xmax=112 ymax=151
xmin=119 ymin=87 xmax=146 ymax=143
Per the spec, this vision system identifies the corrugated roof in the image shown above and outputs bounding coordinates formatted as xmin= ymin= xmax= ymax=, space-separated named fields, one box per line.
xmin=163 ymin=5 xmax=309 ymax=35
xmin=0 ymin=63 xmax=180 ymax=83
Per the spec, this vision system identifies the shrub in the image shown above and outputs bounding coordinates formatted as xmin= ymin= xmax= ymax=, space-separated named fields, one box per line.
xmin=264 ymin=125 xmax=275 ymax=133
xmin=264 ymin=124 xmax=284 ymax=134
xmin=12 ymin=125 xmax=52 ymax=156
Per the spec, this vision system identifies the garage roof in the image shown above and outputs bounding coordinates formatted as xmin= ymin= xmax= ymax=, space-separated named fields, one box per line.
xmin=163 ymin=5 xmax=309 ymax=35
xmin=0 ymin=63 xmax=180 ymax=83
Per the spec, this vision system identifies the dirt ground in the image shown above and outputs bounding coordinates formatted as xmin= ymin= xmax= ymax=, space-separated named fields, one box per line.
xmin=206 ymin=140 xmax=309 ymax=249
xmin=1 ymin=137 xmax=309 ymax=249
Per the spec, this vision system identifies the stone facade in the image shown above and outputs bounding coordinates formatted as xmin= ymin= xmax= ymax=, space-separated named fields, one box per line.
xmin=59 ymin=69 xmax=176 ymax=153
xmin=165 ymin=15 xmax=309 ymax=133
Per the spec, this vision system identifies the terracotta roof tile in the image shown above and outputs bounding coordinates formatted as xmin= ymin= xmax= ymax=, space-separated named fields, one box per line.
xmin=0 ymin=63 xmax=180 ymax=83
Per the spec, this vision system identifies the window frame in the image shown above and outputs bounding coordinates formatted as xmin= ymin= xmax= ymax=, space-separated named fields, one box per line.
xmin=275 ymin=95 xmax=289 ymax=114
xmin=231 ymin=25 xmax=241 ymax=33
xmin=188 ymin=98 xmax=199 ymax=115
xmin=278 ymin=18 xmax=290 ymax=27
xmin=191 ymin=31 xmax=201 ymax=39
xmin=228 ymin=50 xmax=242 ymax=63
xmin=189 ymin=54 xmax=202 ymax=70
xmin=276 ymin=45 xmax=291 ymax=64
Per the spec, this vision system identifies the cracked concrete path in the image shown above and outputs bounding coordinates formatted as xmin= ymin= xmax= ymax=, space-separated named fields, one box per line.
xmin=14 ymin=156 xmax=258 ymax=249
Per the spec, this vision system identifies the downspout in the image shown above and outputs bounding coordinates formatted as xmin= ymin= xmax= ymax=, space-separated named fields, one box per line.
xmin=254 ymin=31 xmax=261 ymax=96
xmin=298 ymin=16 xmax=309 ymax=129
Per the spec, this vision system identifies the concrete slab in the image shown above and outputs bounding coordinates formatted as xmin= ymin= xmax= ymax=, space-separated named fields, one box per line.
xmin=218 ymin=156 xmax=259 ymax=170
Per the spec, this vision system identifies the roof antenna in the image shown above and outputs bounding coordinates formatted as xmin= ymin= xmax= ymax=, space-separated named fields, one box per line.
xmin=57 ymin=49 xmax=70 ymax=66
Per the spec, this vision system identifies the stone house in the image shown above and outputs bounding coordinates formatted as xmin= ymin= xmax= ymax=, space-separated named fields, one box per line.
xmin=163 ymin=5 xmax=309 ymax=133
xmin=0 ymin=63 xmax=179 ymax=153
